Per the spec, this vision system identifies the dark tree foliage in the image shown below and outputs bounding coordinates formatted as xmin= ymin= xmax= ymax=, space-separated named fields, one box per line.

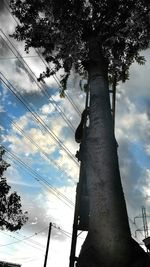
xmin=10 ymin=0 xmax=150 ymax=94
xmin=0 ymin=147 xmax=28 ymax=231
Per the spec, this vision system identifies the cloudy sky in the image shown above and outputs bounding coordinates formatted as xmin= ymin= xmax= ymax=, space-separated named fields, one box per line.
xmin=0 ymin=1 xmax=150 ymax=266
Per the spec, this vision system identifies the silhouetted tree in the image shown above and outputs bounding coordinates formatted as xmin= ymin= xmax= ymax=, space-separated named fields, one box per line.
xmin=9 ymin=1 xmax=150 ymax=266
xmin=0 ymin=147 xmax=28 ymax=231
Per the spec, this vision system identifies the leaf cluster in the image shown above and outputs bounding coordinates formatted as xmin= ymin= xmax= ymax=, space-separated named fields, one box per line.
xmin=10 ymin=0 xmax=150 ymax=93
xmin=0 ymin=147 xmax=28 ymax=231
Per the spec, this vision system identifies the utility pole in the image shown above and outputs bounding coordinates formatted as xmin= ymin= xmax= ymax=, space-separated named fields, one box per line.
xmin=134 ymin=206 xmax=150 ymax=239
xmin=134 ymin=206 xmax=150 ymax=252
xmin=142 ymin=206 xmax=149 ymax=239
xmin=43 ymin=222 xmax=52 ymax=267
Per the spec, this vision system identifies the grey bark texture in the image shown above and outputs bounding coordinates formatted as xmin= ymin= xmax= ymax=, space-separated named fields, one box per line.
xmin=77 ymin=39 xmax=150 ymax=267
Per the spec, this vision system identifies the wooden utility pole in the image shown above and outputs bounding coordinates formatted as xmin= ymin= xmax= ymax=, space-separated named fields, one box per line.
xmin=44 ymin=222 xmax=52 ymax=267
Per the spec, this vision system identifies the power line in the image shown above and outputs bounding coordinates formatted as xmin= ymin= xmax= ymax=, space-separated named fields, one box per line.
xmin=0 ymin=30 xmax=78 ymax=132
xmin=36 ymin=50 xmax=81 ymax=116
xmin=14 ymin=226 xmax=49 ymax=249
xmin=42 ymin=87 xmax=76 ymax=132
xmin=0 ymin=231 xmax=45 ymax=252
xmin=65 ymin=92 xmax=81 ymax=116
xmin=5 ymin=154 xmax=75 ymax=209
xmin=5 ymin=153 xmax=75 ymax=209
xmin=57 ymin=229 xmax=71 ymax=239
xmin=0 ymin=38 xmax=75 ymax=134
xmin=0 ymin=114 xmax=76 ymax=184
xmin=0 ymin=32 xmax=75 ymax=133
xmin=52 ymin=224 xmax=84 ymax=240
xmin=0 ymin=229 xmax=45 ymax=249
xmin=0 ymin=222 xmax=79 ymax=253
xmin=0 ymin=73 xmax=79 ymax=167
xmin=3 ymin=0 xmax=19 ymax=25
xmin=0 ymin=55 xmax=39 ymax=60
xmin=3 ymin=146 xmax=75 ymax=208
xmin=1 ymin=0 xmax=81 ymax=118
xmin=0 ymin=220 xmax=78 ymax=252
xmin=1 ymin=3 xmax=81 ymax=117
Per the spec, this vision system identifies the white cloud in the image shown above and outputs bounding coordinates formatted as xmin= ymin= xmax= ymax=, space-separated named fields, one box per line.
xmin=40 ymin=103 xmax=55 ymax=115
xmin=141 ymin=170 xmax=150 ymax=201
xmin=0 ymin=2 xmax=16 ymax=35
xmin=0 ymin=32 xmax=57 ymax=95
xmin=145 ymin=145 xmax=150 ymax=156
xmin=5 ymin=163 xmax=35 ymax=188
xmin=14 ymin=114 xmax=30 ymax=129
xmin=116 ymin=108 xmax=150 ymax=143
xmin=2 ymin=86 xmax=81 ymax=183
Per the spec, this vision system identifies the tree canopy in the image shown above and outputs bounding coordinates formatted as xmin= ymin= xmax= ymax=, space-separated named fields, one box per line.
xmin=0 ymin=147 xmax=28 ymax=231
xmin=10 ymin=0 xmax=150 ymax=92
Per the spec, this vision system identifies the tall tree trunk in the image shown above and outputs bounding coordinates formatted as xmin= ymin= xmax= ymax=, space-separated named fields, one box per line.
xmin=77 ymin=40 xmax=149 ymax=267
